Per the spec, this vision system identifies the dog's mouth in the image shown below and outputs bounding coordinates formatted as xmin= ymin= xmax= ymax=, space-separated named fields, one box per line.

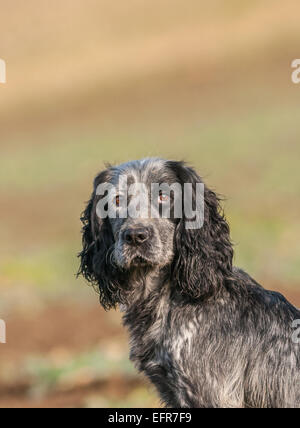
xmin=130 ymin=255 xmax=152 ymax=267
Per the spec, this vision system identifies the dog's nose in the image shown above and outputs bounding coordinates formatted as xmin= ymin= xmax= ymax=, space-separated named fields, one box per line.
xmin=123 ymin=228 xmax=150 ymax=246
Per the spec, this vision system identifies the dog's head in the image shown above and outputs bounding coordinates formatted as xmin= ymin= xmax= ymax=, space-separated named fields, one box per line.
xmin=78 ymin=158 xmax=233 ymax=309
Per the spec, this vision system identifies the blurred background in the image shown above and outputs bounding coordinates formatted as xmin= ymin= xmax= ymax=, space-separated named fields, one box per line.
xmin=0 ymin=0 xmax=300 ymax=408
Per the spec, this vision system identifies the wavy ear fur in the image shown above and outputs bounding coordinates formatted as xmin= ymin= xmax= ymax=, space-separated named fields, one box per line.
xmin=78 ymin=169 xmax=127 ymax=310
xmin=168 ymin=161 xmax=233 ymax=301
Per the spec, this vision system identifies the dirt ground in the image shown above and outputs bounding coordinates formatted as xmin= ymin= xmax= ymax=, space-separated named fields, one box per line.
xmin=0 ymin=302 xmax=142 ymax=408
xmin=0 ymin=287 xmax=299 ymax=408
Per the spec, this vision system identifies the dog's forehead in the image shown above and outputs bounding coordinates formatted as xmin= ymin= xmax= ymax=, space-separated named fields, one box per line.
xmin=110 ymin=158 xmax=171 ymax=185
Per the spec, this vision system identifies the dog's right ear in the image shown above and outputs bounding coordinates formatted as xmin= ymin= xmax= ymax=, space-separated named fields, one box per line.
xmin=78 ymin=169 xmax=123 ymax=310
xmin=78 ymin=170 xmax=109 ymax=283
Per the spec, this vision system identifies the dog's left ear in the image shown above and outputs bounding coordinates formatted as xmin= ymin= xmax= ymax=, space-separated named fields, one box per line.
xmin=168 ymin=161 xmax=233 ymax=301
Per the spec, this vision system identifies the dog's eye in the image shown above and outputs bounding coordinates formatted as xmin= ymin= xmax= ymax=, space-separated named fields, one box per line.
xmin=158 ymin=192 xmax=169 ymax=203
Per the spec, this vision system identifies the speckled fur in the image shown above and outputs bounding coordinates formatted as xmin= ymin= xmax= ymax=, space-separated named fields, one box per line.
xmin=79 ymin=158 xmax=300 ymax=408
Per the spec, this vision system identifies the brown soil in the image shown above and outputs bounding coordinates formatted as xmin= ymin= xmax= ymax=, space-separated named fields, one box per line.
xmin=0 ymin=377 xmax=144 ymax=409
xmin=0 ymin=301 xmax=133 ymax=408
xmin=0 ymin=302 xmax=125 ymax=364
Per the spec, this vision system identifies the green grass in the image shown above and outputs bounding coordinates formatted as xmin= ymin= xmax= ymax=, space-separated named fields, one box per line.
xmin=1 ymin=102 xmax=299 ymax=192
xmin=0 ymin=244 xmax=78 ymax=289
xmin=23 ymin=348 xmax=135 ymax=393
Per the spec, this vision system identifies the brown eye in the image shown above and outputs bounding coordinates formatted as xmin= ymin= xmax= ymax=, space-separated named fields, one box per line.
xmin=159 ymin=192 xmax=169 ymax=203
xmin=115 ymin=195 xmax=120 ymax=207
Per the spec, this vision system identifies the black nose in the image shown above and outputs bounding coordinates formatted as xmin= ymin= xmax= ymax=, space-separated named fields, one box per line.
xmin=123 ymin=228 xmax=151 ymax=246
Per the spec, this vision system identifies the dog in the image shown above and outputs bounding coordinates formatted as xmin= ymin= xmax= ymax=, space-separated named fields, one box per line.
xmin=78 ymin=158 xmax=300 ymax=408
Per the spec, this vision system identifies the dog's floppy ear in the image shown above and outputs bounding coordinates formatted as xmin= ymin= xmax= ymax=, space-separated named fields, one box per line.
xmin=167 ymin=161 xmax=233 ymax=301
xmin=78 ymin=169 xmax=125 ymax=310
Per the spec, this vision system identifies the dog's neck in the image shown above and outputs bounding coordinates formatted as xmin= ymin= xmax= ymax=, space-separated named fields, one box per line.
xmin=120 ymin=265 xmax=171 ymax=311
xmin=121 ymin=267 xmax=172 ymax=361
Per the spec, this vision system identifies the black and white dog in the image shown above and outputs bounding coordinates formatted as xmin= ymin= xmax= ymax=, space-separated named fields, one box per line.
xmin=79 ymin=158 xmax=300 ymax=408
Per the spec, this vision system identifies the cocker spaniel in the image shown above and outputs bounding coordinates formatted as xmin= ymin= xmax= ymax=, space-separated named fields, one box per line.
xmin=78 ymin=158 xmax=300 ymax=408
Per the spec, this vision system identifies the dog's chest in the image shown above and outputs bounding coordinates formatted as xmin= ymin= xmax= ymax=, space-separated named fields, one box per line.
xmin=124 ymin=295 xmax=173 ymax=372
xmin=130 ymin=322 xmax=173 ymax=376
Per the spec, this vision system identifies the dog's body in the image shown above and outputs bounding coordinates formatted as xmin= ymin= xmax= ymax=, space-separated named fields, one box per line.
xmin=79 ymin=158 xmax=300 ymax=408
xmin=123 ymin=267 xmax=299 ymax=408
